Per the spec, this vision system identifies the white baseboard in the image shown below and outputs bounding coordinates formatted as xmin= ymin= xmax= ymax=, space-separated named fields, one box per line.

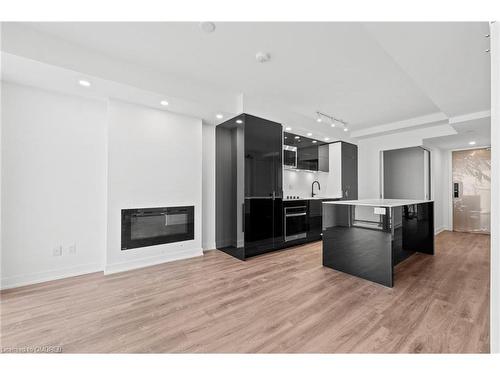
xmin=202 ymin=242 xmax=216 ymax=251
xmin=435 ymin=227 xmax=449 ymax=235
xmin=104 ymin=247 xmax=203 ymax=275
xmin=1 ymin=263 xmax=103 ymax=290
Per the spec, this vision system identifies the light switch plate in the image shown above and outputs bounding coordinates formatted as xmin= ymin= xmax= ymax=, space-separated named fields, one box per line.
xmin=53 ymin=246 xmax=63 ymax=256
xmin=68 ymin=244 xmax=77 ymax=255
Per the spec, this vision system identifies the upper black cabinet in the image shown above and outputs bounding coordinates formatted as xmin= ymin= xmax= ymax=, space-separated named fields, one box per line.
xmin=297 ymin=145 xmax=318 ymax=170
xmin=328 ymin=141 xmax=358 ymax=200
xmin=284 ymin=132 xmax=328 ymax=172
xmin=341 ymin=142 xmax=358 ymax=200
xmin=245 ymin=115 xmax=282 ymax=198
xmin=318 ymin=144 xmax=329 ymax=172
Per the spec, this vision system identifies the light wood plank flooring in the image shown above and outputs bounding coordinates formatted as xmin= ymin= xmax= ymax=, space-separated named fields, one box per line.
xmin=0 ymin=231 xmax=490 ymax=353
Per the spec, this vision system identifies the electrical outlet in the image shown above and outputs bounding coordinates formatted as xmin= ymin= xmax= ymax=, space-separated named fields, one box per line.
xmin=53 ymin=246 xmax=63 ymax=257
xmin=68 ymin=244 xmax=77 ymax=255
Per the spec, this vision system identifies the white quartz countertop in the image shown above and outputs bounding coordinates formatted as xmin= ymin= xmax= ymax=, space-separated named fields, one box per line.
xmin=322 ymin=199 xmax=433 ymax=207
xmin=283 ymin=196 xmax=342 ymax=201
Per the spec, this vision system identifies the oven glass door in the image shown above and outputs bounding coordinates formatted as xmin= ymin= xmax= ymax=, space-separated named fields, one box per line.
xmin=285 ymin=206 xmax=307 ymax=241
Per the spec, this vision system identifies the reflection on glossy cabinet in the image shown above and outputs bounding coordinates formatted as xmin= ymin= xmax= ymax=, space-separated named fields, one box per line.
xmin=283 ymin=132 xmax=329 ymax=172
xmin=318 ymin=144 xmax=329 ymax=172
xmin=341 ymin=142 xmax=358 ymax=200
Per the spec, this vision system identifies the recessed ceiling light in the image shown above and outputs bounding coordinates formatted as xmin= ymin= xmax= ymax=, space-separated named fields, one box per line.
xmin=469 ymin=141 xmax=476 ymax=145
xmin=236 ymin=119 xmax=243 ymax=124
xmin=285 ymin=127 xmax=292 ymax=131
xmin=344 ymin=128 xmax=348 ymax=132
xmin=160 ymin=100 xmax=169 ymax=106
xmin=312 ymin=140 xmax=317 ymax=143
xmin=78 ymin=79 xmax=91 ymax=87
xmin=255 ymin=52 xmax=271 ymax=63
xmin=317 ymin=118 xmax=322 ymax=123
xmin=199 ymin=22 xmax=216 ymax=33
xmin=216 ymin=113 xmax=224 ymax=119
xmin=294 ymin=136 xmax=300 ymax=139
xmin=324 ymin=137 xmax=330 ymax=141
xmin=307 ymin=133 xmax=312 ymax=136
xmin=331 ymin=123 xmax=335 ymax=127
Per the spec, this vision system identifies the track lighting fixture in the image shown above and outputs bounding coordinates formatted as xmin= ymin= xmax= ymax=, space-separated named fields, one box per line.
xmin=315 ymin=111 xmax=349 ymax=132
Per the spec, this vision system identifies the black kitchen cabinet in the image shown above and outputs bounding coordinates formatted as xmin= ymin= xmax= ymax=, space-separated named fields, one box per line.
xmin=341 ymin=142 xmax=358 ymax=200
xmin=327 ymin=141 xmax=358 ymax=200
xmin=216 ymin=114 xmax=283 ymax=260
xmin=244 ymin=114 xmax=283 ymax=256
xmin=297 ymin=145 xmax=318 ymax=170
xmin=284 ymin=132 xmax=329 ymax=172
xmin=307 ymin=200 xmax=323 ymax=241
xmin=318 ymin=144 xmax=329 ymax=172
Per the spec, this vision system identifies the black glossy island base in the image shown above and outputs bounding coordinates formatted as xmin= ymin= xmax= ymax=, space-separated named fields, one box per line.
xmin=322 ymin=199 xmax=434 ymax=287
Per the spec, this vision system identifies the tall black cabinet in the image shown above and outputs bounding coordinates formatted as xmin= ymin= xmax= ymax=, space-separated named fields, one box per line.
xmin=216 ymin=114 xmax=283 ymax=260
xmin=341 ymin=142 xmax=358 ymax=200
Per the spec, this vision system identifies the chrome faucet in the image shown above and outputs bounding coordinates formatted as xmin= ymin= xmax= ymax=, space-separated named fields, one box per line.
xmin=311 ymin=180 xmax=321 ymax=198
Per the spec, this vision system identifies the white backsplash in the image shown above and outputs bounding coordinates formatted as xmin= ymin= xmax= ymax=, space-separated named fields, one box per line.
xmin=283 ymin=169 xmax=339 ymax=199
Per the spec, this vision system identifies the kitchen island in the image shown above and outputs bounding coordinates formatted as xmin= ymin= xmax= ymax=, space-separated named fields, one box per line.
xmin=322 ymin=199 xmax=434 ymax=287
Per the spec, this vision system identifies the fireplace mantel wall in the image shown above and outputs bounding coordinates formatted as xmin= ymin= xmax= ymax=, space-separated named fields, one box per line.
xmin=105 ymin=99 xmax=203 ymax=274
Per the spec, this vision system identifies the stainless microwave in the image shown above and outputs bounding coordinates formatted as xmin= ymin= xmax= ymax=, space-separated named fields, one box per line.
xmin=283 ymin=145 xmax=297 ymax=168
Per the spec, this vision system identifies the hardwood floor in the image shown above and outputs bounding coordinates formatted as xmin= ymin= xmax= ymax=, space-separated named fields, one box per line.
xmin=0 ymin=231 xmax=490 ymax=353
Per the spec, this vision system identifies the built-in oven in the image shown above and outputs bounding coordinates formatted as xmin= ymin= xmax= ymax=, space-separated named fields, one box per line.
xmin=284 ymin=204 xmax=308 ymax=242
xmin=121 ymin=206 xmax=194 ymax=250
xmin=283 ymin=145 xmax=297 ymax=168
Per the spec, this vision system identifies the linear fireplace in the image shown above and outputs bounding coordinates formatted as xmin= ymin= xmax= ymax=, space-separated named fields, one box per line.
xmin=121 ymin=206 xmax=194 ymax=250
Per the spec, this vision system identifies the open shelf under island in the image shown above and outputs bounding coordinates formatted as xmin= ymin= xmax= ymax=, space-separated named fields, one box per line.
xmin=322 ymin=199 xmax=434 ymax=287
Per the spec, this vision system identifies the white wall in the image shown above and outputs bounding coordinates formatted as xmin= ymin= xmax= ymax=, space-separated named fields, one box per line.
xmin=357 ymin=124 xmax=456 ymax=233
xmin=383 ymin=147 xmax=426 ymax=200
xmin=202 ymin=121 xmax=216 ymax=250
xmin=429 ymin=146 xmax=451 ymax=232
xmin=1 ymin=82 xmax=107 ymax=288
xmin=105 ymin=100 xmax=203 ymax=274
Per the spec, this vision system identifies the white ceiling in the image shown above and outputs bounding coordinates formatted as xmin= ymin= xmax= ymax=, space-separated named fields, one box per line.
xmin=0 ymin=22 xmax=491 ymax=143
xmin=363 ymin=22 xmax=491 ymax=117
xmin=423 ymin=116 xmax=491 ymax=150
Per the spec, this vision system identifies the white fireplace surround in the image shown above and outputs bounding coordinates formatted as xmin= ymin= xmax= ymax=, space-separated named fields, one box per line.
xmin=106 ymin=100 xmax=203 ymax=274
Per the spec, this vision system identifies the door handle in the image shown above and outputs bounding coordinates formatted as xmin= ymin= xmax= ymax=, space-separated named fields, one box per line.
xmin=286 ymin=213 xmax=307 ymax=217
xmin=453 ymin=182 xmax=459 ymax=198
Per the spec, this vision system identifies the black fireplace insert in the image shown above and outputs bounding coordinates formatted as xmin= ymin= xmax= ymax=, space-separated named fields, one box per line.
xmin=121 ymin=206 xmax=194 ymax=250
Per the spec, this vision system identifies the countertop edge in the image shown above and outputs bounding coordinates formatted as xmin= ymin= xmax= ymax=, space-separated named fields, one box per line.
xmin=322 ymin=199 xmax=434 ymax=208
